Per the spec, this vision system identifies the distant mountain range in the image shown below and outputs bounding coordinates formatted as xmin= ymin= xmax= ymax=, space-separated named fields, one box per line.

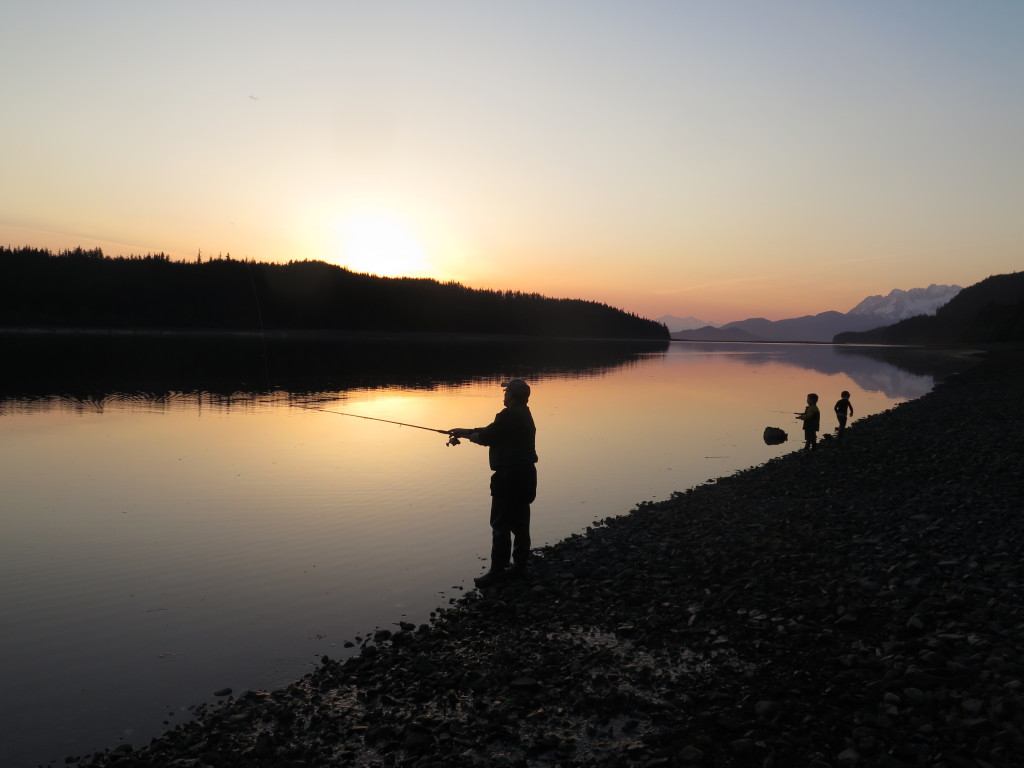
xmin=657 ymin=314 xmax=721 ymax=332
xmin=668 ymin=284 xmax=963 ymax=343
xmin=835 ymin=272 xmax=1024 ymax=345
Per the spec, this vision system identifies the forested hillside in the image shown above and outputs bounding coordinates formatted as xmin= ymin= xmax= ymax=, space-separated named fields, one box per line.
xmin=0 ymin=247 xmax=668 ymax=340
xmin=834 ymin=272 xmax=1024 ymax=345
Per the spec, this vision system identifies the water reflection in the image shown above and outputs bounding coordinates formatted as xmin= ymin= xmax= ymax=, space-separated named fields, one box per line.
xmin=699 ymin=343 xmax=977 ymax=400
xmin=0 ymin=335 xmax=978 ymax=413
xmin=0 ymin=390 xmax=276 ymax=416
xmin=0 ymin=340 xmax=978 ymax=767
xmin=0 ymin=330 xmax=669 ymax=401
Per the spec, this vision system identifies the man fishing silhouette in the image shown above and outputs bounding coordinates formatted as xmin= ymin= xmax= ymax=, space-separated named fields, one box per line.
xmin=448 ymin=379 xmax=538 ymax=588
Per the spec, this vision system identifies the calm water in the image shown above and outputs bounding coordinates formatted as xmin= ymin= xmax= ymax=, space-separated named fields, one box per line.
xmin=0 ymin=340 xmax=975 ymax=766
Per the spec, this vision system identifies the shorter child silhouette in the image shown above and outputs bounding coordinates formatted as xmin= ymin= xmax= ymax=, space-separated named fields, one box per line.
xmin=796 ymin=393 xmax=820 ymax=451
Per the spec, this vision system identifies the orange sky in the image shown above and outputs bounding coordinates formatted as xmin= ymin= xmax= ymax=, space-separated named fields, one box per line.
xmin=2 ymin=3 xmax=1021 ymax=323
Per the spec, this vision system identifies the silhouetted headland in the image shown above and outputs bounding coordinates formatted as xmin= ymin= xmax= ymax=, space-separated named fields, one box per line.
xmin=0 ymin=247 xmax=669 ymax=340
xmin=72 ymin=346 xmax=1024 ymax=767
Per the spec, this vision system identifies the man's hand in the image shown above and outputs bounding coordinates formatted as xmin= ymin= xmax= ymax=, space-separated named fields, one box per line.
xmin=448 ymin=428 xmax=472 ymax=438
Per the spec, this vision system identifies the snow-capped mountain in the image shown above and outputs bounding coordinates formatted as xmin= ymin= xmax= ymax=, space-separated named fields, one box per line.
xmin=671 ymin=284 xmax=963 ymax=343
xmin=836 ymin=273 xmax=1023 ymax=345
xmin=847 ymin=285 xmax=962 ymax=321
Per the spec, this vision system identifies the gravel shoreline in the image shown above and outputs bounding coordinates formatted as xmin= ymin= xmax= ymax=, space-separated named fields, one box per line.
xmin=76 ymin=349 xmax=1023 ymax=768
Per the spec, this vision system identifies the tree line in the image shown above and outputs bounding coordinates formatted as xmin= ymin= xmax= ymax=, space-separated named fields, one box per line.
xmin=0 ymin=247 xmax=669 ymax=340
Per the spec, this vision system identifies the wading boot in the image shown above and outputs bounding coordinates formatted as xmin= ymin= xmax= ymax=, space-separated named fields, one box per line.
xmin=474 ymin=569 xmax=508 ymax=589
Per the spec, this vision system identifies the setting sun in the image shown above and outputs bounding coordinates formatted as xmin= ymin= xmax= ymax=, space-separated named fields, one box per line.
xmin=332 ymin=208 xmax=433 ymax=278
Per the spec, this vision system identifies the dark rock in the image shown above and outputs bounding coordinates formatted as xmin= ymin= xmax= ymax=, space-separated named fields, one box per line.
xmin=678 ymin=744 xmax=706 ymax=763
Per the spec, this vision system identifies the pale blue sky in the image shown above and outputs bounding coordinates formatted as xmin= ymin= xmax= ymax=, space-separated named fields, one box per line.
xmin=2 ymin=1 xmax=1021 ymax=321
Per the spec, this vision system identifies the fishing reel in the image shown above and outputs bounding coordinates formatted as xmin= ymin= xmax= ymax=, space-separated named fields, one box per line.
xmin=446 ymin=434 xmax=461 ymax=447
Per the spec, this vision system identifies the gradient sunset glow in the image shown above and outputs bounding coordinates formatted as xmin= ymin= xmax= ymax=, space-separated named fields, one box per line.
xmin=1 ymin=2 xmax=1020 ymax=322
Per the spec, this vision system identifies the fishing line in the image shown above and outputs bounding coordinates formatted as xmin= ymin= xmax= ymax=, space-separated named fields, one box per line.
xmin=294 ymin=404 xmax=462 ymax=446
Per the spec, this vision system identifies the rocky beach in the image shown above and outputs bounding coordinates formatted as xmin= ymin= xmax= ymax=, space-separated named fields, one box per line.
xmin=74 ymin=348 xmax=1023 ymax=768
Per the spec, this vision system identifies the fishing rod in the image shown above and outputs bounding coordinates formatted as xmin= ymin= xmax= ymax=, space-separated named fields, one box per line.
xmin=294 ymin=404 xmax=463 ymax=446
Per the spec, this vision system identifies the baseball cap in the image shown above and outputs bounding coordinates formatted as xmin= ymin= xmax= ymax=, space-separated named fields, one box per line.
xmin=501 ymin=378 xmax=531 ymax=396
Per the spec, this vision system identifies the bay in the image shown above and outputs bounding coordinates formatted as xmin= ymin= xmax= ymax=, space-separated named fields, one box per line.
xmin=0 ymin=339 xmax=975 ymax=766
